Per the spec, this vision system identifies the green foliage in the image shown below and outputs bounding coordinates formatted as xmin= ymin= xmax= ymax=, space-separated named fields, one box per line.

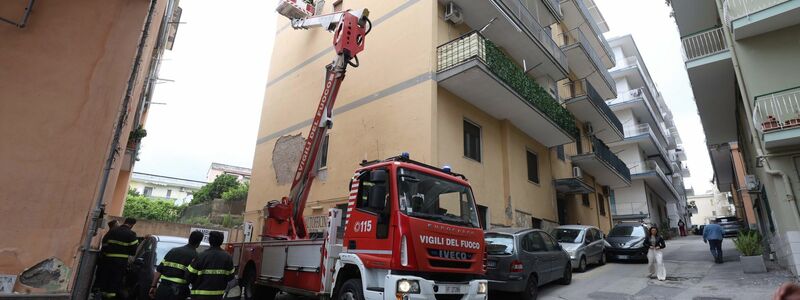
xmin=123 ymin=194 xmax=182 ymax=222
xmin=734 ymin=230 xmax=764 ymax=256
xmin=129 ymin=125 xmax=148 ymax=142
xmin=483 ymin=40 xmax=579 ymax=139
xmin=192 ymin=174 xmax=241 ymax=204
xmin=181 ymin=216 xmax=213 ymax=226
xmin=128 ymin=188 xmax=141 ymax=197
xmin=222 ymin=182 xmax=249 ymax=202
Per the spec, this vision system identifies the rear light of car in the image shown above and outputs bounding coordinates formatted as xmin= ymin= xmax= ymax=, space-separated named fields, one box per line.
xmin=510 ymin=260 xmax=524 ymax=272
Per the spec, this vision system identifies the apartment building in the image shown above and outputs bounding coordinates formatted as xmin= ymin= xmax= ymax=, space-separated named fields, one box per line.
xmin=246 ymin=0 xmax=629 ymax=235
xmin=207 ymin=162 xmax=252 ymax=183
xmin=689 ymin=190 xmax=735 ymax=225
xmin=0 ymin=0 xmax=179 ymax=296
xmin=670 ymin=0 xmax=800 ymax=275
xmin=604 ymin=35 xmax=690 ymax=231
xmin=129 ymin=172 xmax=206 ymax=205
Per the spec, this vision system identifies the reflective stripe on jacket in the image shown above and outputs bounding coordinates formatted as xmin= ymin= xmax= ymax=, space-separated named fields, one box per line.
xmin=186 ymin=247 xmax=234 ymax=297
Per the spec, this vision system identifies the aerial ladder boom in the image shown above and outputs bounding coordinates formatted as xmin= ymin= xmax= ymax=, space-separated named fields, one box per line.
xmin=263 ymin=2 xmax=370 ymax=240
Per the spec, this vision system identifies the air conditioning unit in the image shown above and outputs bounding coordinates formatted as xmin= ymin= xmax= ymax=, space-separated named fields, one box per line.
xmin=745 ymin=174 xmax=761 ymax=191
xmin=573 ymin=166 xmax=583 ymax=179
xmin=444 ymin=2 xmax=463 ymax=24
xmin=585 ymin=123 xmax=594 ymax=135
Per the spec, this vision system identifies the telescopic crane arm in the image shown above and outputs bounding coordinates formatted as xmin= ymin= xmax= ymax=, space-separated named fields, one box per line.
xmin=263 ymin=2 xmax=370 ymax=240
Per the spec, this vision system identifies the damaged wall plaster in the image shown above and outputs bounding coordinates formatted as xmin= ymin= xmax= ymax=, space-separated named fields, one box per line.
xmin=273 ymin=134 xmax=305 ymax=185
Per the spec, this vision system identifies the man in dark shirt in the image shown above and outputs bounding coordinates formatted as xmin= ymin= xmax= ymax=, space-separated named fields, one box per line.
xmin=149 ymin=231 xmax=205 ymax=300
xmin=95 ymin=218 xmax=138 ymax=299
xmin=186 ymin=231 xmax=234 ymax=299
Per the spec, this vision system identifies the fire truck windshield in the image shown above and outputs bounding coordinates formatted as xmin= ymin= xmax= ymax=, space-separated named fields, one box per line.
xmin=397 ymin=168 xmax=480 ymax=228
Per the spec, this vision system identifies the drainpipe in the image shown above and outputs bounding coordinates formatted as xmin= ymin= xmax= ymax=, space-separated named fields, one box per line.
xmin=71 ymin=1 xmax=158 ymax=298
xmin=718 ymin=0 xmax=800 ymax=221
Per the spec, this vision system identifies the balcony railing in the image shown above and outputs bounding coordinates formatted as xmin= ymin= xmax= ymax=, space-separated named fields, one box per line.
xmin=590 ymin=136 xmax=632 ymax=181
xmin=607 ymin=87 xmax=646 ymax=107
xmin=630 ymin=160 xmax=663 ymax=176
xmin=612 ymin=202 xmax=650 ymax=216
xmin=499 ymin=0 xmax=568 ymax=68
xmin=623 ymin=123 xmax=670 ymax=160
xmin=557 ymin=29 xmax=614 ymax=89
xmin=561 ymin=79 xmax=623 ymax=134
xmin=611 ymin=56 xmax=638 ymax=71
xmin=754 ymin=87 xmax=800 ymax=133
xmin=573 ymin=0 xmax=615 ymax=62
xmin=724 ymin=0 xmax=791 ymax=21
xmin=681 ymin=27 xmax=728 ymax=61
xmin=436 ymin=32 xmax=579 ymax=138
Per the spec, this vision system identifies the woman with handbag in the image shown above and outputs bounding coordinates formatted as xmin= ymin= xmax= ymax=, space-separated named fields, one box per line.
xmin=643 ymin=227 xmax=667 ymax=281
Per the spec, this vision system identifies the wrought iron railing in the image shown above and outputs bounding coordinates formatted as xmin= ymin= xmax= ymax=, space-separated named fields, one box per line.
xmin=497 ymin=0 xmax=568 ymax=69
xmin=753 ymin=87 xmax=800 ymax=133
xmin=681 ymin=27 xmax=728 ymax=61
xmin=436 ymin=32 xmax=579 ymax=138
xmin=591 ymin=136 xmax=632 ymax=182
xmin=561 ymin=79 xmax=623 ymax=135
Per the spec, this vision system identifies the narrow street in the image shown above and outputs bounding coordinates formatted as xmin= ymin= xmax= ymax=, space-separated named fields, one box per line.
xmin=537 ymin=236 xmax=793 ymax=300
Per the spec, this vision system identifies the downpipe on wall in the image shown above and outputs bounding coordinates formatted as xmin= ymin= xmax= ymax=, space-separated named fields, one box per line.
xmin=71 ymin=0 xmax=158 ymax=298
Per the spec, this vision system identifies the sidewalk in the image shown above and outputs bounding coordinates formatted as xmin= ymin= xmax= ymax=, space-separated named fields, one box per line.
xmin=643 ymin=235 xmax=795 ymax=299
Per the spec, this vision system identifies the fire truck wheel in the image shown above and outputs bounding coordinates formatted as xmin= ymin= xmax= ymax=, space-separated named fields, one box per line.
xmin=244 ymin=268 xmax=276 ymax=300
xmin=336 ymin=278 xmax=364 ymax=300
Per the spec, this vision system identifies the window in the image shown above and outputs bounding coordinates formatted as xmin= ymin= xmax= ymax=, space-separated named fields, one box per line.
xmin=143 ymin=187 xmax=153 ymax=197
xmin=582 ymin=194 xmax=590 ymax=207
xmin=521 ymin=232 xmax=546 ymax=252
xmin=598 ymin=193 xmax=606 ymax=216
xmin=540 ymin=232 xmax=560 ymax=251
xmin=355 ymin=170 xmax=388 ymax=214
xmin=166 ymin=189 xmax=172 ymax=199
xmin=320 ymin=134 xmax=329 ymax=169
xmin=333 ymin=0 xmax=343 ymax=12
xmin=463 ymin=120 xmax=481 ymax=162
xmin=556 ymin=145 xmax=565 ymax=161
xmin=576 ymin=136 xmax=583 ymax=154
xmin=526 ymin=150 xmax=539 ymax=183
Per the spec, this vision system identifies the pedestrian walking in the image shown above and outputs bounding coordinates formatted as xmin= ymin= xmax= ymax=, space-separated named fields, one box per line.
xmin=94 ymin=217 xmax=138 ymax=299
xmin=149 ymin=231 xmax=205 ymax=300
xmin=703 ymin=222 xmax=725 ymax=263
xmin=186 ymin=231 xmax=234 ymax=299
xmin=643 ymin=227 xmax=666 ymax=281
xmin=678 ymin=219 xmax=687 ymax=237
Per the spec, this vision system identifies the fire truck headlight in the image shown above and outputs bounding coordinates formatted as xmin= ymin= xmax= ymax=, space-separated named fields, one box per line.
xmin=477 ymin=282 xmax=488 ymax=294
xmin=396 ymin=279 xmax=420 ymax=294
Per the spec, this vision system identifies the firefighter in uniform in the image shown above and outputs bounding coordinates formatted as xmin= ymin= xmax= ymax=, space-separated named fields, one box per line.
xmin=186 ymin=231 xmax=234 ymax=299
xmin=95 ymin=217 xmax=138 ymax=299
xmin=149 ymin=231 xmax=204 ymax=300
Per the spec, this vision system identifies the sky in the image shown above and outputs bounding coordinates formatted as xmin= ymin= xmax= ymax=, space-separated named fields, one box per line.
xmin=136 ymin=0 xmax=715 ymax=193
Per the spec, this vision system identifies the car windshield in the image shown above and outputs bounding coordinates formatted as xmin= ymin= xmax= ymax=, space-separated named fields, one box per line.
xmin=552 ymin=228 xmax=584 ymax=243
xmin=485 ymin=233 xmax=514 ymax=255
xmin=397 ymin=168 xmax=480 ymax=228
xmin=609 ymin=226 xmax=646 ymax=237
xmin=155 ymin=241 xmax=209 ymax=266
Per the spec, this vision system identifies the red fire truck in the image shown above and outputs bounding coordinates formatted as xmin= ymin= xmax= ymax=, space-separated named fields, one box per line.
xmin=226 ymin=2 xmax=488 ymax=300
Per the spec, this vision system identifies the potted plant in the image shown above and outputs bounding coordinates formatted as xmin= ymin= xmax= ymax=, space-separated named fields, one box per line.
xmin=734 ymin=230 xmax=767 ymax=273
xmin=127 ymin=125 xmax=147 ymax=149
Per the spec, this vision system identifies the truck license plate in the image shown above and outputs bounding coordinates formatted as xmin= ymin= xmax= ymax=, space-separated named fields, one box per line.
xmin=487 ymin=260 xmax=497 ymax=268
xmin=437 ymin=284 xmax=465 ymax=294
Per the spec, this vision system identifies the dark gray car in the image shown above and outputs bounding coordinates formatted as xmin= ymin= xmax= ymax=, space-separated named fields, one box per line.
xmin=485 ymin=228 xmax=572 ymax=299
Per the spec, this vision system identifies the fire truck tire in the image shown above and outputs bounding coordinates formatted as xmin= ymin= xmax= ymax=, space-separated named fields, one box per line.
xmin=336 ymin=278 xmax=364 ymax=300
xmin=243 ymin=268 xmax=277 ymax=300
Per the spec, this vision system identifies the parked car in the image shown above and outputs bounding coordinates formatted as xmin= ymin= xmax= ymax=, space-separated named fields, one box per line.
xmin=484 ymin=228 xmax=572 ymax=299
xmin=551 ymin=225 xmax=606 ymax=272
xmin=605 ymin=222 xmax=649 ymax=262
xmin=693 ymin=224 xmax=706 ymax=235
xmin=124 ymin=235 xmax=209 ymax=299
xmin=715 ymin=216 xmax=744 ymax=237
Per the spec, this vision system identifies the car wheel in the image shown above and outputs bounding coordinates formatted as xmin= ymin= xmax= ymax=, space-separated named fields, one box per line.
xmin=519 ymin=275 xmax=538 ymax=300
xmin=599 ymin=251 xmax=606 ymax=265
xmin=244 ymin=268 xmax=276 ymax=300
xmin=558 ymin=263 xmax=572 ymax=285
xmin=578 ymin=256 xmax=587 ymax=272
xmin=336 ymin=279 xmax=364 ymax=300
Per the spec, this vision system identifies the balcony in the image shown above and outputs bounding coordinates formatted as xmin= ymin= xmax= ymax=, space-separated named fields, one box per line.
xmin=441 ymin=0 xmax=569 ymax=80
xmin=437 ymin=32 xmax=578 ymax=146
xmin=571 ymin=137 xmax=632 ymax=188
xmin=754 ymin=87 xmax=800 ymax=149
xmin=679 ymin=27 xmax=737 ymax=145
xmin=610 ymin=123 xmax=671 ymax=174
xmin=724 ymin=0 xmax=800 ymax=39
xmin=560 ymin=80 xmax=623 ymax=143
xmin=607 ymin=88 xmax=668 ymax=144
xmin=612 ymin=202 xmax=650 ymax=219
xmin=557 ymin=29 xmax=616 ymax=99
xmin=559 ymin=0 xmax=615 ymax=68
xmin=671 ymin=0 xmax=722 ymax=37
xmin=630 ymin=160 xmax=681 ymax=201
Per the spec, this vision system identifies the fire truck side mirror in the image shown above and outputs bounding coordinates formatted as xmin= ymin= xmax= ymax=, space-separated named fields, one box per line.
xmin=369 ymin=169 xmax=388 ymax=183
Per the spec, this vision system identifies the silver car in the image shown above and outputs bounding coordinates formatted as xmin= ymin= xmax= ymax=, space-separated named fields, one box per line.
xmin=485 ymin=228 xmax=572 ymax=299
xmin=551 ymin=225 xmax=606 ymax=272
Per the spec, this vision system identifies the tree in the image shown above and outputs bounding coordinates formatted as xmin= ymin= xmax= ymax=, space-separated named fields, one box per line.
xmin=123 ymin=194 xmax=182 ymax=222
xmin=222 ymin=182 xmax=249 ymax=202
xmin=192 ymin=174 xmax=240 ymax=204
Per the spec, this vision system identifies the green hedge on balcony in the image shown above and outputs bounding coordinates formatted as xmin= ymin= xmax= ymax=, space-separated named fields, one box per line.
xmin=484 ymin=40 xmax=579 ymax=139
